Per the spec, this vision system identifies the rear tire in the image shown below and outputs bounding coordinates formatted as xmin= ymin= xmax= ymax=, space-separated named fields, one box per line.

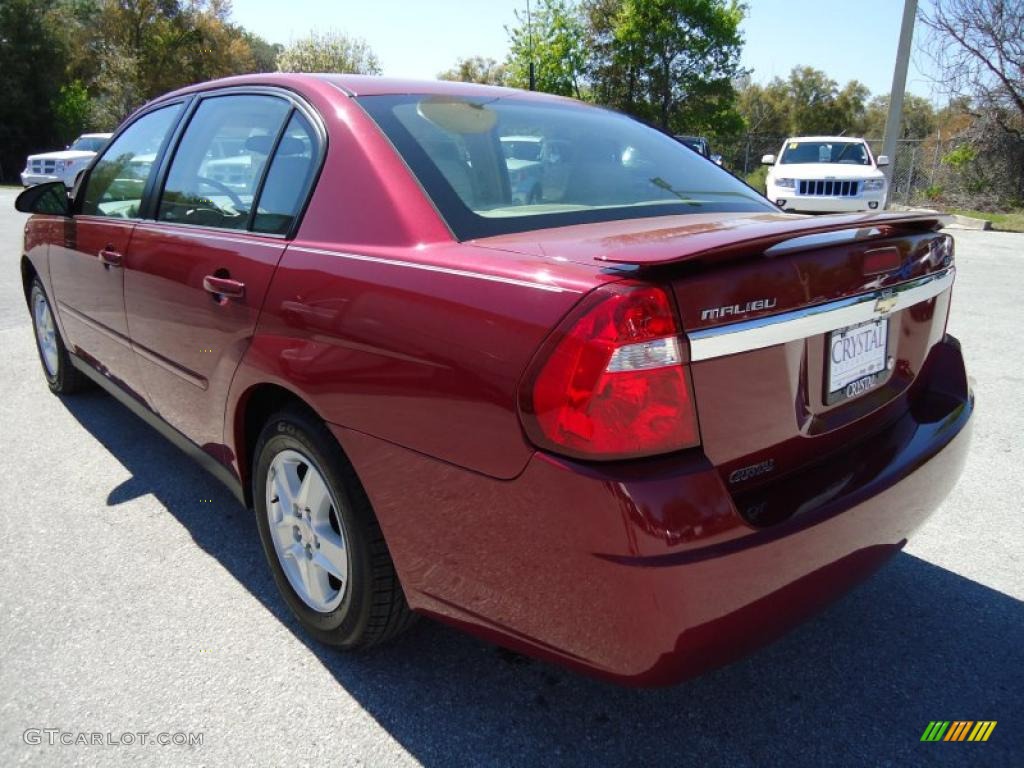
xmin=252 ymin=406 xmax=415 ymax=648
xmin=29 ymin=278 xmax=88 ymax=395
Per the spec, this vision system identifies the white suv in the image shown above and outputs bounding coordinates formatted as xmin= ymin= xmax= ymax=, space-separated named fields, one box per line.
xmin=21 ymin=133 xmax=112 ymax=188
xmin=762 ymin=136 xmax=889 ymax=213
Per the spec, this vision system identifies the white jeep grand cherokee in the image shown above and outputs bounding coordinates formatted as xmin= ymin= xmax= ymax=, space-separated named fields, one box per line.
xmin=21 ymin=133 xmax=112 ymax=188
xmin=762 ymin=136 xmax=889 ymax=213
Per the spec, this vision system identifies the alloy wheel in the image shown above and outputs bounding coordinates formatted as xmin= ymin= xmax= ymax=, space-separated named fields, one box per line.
xmin=32 ymin=289 xmax=59 ymax=377
xmin=265 ymin=449 xmax=349 ymax=612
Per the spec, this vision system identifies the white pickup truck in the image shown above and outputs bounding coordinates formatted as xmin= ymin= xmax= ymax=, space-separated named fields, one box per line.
xmin=762 ymin=136 xmax=889 ymax=213
xmin=21 ymin=133 xmax=112 ymax=188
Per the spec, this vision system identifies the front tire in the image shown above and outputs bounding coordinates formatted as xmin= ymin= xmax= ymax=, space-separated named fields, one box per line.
xmin=252 ymin=407 xmax=415 ymax=648
xmin=29 ymin=278 xmax=88 ymax=394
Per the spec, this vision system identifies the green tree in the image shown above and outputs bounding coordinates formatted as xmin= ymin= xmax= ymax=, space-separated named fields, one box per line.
xmin=0 ymin=0 xmax=69 ymax=179
xmin=0 ymin=0 xmax=287 ymax=179
xmin=834 ymin=79 xmax=870 ymax=134
xmin=505 ymin=0 xmax=587 ymax=97
xmin=585 ymin=0 xmax=746 ymax=135
xmin=52 ymin=80 xmax=92 ymax=143
xmin=89 ymin=48 xmax=145 ymax=130
xmin=735 ymin=74 xmax=789 ymax=135
xmin=736 ymin=67 xmax=871 ymax=137
xmin=276 ymin=30 xmax=381 ymax=74
xmin=861 ymin=94 xmax=937 ymax=139
xmin=245 ymin=31 xmax=283 ymax=72
xmin=76 ymin=0 xmax=264 ymax=126
xmin=437 ymin=56 xmax=508 ymax=85
xmin=785 ymin=67 xmax=869 ymax=135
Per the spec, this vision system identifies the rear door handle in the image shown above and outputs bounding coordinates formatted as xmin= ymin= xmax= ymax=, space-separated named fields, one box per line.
xmin=203 ymin=275 xmax=246 ymax=300
xmin=98 ymin=247 xmax=123 ymax=267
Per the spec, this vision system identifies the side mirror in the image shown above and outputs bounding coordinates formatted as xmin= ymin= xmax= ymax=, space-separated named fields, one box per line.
xmin=876 ymin=155 xmax=890 ymax=167
xmin=15 ymin=181 xmax=71 ymax=216
xmin=710 ymin=154 xmax=723 ymax=166
xmin=761 ymin=154 xmax=776 ymax=165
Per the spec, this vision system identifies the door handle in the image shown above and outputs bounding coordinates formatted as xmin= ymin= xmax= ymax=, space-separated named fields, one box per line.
xmin=203 ymin=275 xmax=246 ymax=300
xmin=98 ymin=247 xmax=123 ymax=267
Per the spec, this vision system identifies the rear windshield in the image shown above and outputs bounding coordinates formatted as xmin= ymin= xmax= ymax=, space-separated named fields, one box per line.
xmin=780 ymin=141 xmax=871 ymax=165
xmin=359 ymin=95 xmax=773 ymax=240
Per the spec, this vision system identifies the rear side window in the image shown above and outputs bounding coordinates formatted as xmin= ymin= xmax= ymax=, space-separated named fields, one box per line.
xmin=158 ymin=95 xmax=291 ymax=230
xmin=80 ymin=104 xmax=183 ymax=219
xmin=252 ymin=112 xmax=317 ymax=235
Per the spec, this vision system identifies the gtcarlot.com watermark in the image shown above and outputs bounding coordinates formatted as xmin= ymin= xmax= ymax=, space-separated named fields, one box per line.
xmin=24 ymin=729 xmax=203 ymax=747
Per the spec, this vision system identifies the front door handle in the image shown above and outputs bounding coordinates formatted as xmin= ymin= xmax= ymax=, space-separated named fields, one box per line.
xmin=98 ymin=247 xmax=123 ymax=268
xmin=203 ymin=275 xmax=246 ymax=300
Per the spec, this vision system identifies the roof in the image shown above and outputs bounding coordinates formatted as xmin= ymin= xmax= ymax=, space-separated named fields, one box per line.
xmin=318 ymin=73 xmax=570 ymax=100
xmin=81 ymin=132 xmax=113 ymax=138
xmin=155 ymin=72 xmax=577 ymax=105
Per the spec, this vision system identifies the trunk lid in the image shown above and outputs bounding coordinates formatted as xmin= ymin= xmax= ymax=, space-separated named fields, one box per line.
xmin=478 ymin=210 xmax=955 ymax=507
xmin=670 ymin=222 xmax=954 ymax=500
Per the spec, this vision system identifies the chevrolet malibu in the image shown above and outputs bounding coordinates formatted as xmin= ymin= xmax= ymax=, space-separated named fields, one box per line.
xmin=16 ymin=75 xmax=972 ymax=686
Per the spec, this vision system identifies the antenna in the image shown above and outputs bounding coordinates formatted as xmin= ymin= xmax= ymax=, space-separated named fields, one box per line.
xmin=527 ymin=0 xmax=536 ymax=91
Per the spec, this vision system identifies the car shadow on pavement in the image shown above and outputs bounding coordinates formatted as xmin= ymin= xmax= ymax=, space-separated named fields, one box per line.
xmin=62 ymin=390 xmax=1023 ymax=768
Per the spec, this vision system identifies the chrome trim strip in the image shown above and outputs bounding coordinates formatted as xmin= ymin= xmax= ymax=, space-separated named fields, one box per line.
xmin=688 ymin=268 xmax=955 ymax=362
xmin=74 ymin=216 xmax=139 ymax=227
xmin=289 ymin=245 xmax=578 ymax=293
xmin=133 ymin=223 xmax=285 ymax=249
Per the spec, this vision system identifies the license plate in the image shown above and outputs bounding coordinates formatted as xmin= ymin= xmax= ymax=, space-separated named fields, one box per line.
xmin=826 ymin=318 xmax=888 ymax=403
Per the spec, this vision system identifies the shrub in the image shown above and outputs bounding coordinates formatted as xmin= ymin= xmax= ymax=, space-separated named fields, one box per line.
xmin=745 ymin=165 xmax=769 ymax=194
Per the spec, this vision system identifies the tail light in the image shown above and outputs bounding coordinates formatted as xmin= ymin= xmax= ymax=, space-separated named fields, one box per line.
xmin=519 ymin=282 xmax=700 ymax=460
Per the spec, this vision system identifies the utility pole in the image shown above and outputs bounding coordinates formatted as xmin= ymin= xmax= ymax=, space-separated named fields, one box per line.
xmin=527 ymin=0 xmax=536 ymax=91
xmin=881 ymin=0 xmax=917 ymax=207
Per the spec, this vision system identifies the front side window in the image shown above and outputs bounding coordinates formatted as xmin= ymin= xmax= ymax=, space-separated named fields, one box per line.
xmin=359 ymin=95 xmax=772 ymax=239
xmin=80 ymin=105 xmax=183 ymax=219
xmin=158 ymin=95 xmax=291 ymax=230
xmin=780 ymin=141 xmax=871 ymax=165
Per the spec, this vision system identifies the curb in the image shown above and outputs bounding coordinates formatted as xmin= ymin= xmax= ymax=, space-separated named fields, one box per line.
xmin=950 ymin=214 xmax=992 ymax=230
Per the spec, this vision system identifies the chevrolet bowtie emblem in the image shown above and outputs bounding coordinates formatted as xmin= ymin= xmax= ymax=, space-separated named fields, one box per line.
xmin=875 ymin=295 xmax=898 ymax=315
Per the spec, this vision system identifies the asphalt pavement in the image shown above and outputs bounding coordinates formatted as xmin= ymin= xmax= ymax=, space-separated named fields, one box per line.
xmin=0 ymin=186 xmax=1020 ymax=767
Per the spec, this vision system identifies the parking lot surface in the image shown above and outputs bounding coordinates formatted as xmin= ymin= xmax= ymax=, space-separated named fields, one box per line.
xmin=0 ymin=186 xmax=1020 ymax=767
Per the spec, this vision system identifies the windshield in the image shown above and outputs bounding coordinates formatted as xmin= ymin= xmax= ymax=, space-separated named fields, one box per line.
xmin=359 ymin=95 xmax=772 ymax=239
xmin=70 ymin=136 xmax=108 ymax=152
xmin=780 ymin=141 xmax=871 ymax=165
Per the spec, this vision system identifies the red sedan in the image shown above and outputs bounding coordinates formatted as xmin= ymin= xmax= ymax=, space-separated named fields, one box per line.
xmin=16 ymin=74 xmax=972 ymax=686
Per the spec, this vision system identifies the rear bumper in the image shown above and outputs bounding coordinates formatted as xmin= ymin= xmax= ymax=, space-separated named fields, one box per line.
xmin=337 ymin=335 xmax=972 ymax=686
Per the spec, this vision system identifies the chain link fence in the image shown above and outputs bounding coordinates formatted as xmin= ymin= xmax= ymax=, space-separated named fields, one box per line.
xmin=713 ymin=134 xmax=1017 ymax=210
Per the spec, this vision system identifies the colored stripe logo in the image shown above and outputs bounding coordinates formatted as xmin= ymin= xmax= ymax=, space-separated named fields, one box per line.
xmin=921 ymin=721 xmax=997 ymax=742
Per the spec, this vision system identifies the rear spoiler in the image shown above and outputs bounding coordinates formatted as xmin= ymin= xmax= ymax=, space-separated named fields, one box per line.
xmin=595 ymin=212 xmax=948 ymax=267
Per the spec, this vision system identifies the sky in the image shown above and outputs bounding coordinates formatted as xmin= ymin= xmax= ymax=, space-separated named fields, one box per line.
xmin=231 ymin=0 xmax=939 ymax=101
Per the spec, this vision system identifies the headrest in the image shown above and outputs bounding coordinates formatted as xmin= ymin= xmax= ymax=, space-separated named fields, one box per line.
xmin=244 ymin=134 xmax=307 ymax=157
